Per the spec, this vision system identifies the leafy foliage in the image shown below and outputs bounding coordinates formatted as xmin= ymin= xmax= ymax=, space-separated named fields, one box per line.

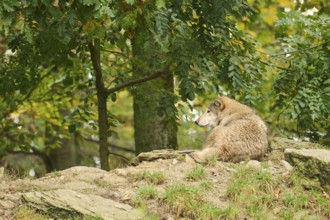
xmin=0 ymin=0 xmax=266 ymax=169
xmin=273 ymin=12 xmax=330 ymax=144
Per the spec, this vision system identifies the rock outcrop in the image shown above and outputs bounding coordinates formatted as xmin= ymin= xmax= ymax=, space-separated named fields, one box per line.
xmin=285 ymin=148 xmax=330 ymax=193
xmin=22 ymin=189 xmax=142 ymax=220
xmin=0 ymin=138 xmax=329 ymax=220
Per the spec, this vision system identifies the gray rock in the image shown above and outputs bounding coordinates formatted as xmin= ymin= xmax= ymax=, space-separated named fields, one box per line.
xmin=132 ymin=149 xmax=195 ymax=165
xmin=246 ymin=160 xmax=262 ymax=170
xmin=22 ymin=189 xmax=142 ymax=220
xmin=271 ymin=137 xmax=322 ymax=150
xmin=280 ymin=160 xmax=293 ymax=172
xmin=284 ymin=148 xmax=330 ymax=193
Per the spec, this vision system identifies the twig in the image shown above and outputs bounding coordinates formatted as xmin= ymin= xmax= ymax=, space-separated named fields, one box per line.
xmin=257 ymin=40 xmax=330 ymax=58
xmin=109 ymin=152 xmax=130 ymax=162
xmin=22 ymin=69 xmax=54 ymax=103
xmin=259 ymin=60 xmax=293 ymax=72
xmin=101 ymin=49 xmax=129 ymax=59
xmin=85 ymin=138 xmax=136 ymax=154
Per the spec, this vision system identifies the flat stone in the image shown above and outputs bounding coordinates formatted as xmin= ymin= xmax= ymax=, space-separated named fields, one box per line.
xmin=22 ymin=189 xmax=142 ymax=220
xmin=285 ymin=148 xmax=330 ymax=193
xmin=271 ymin=137 xmax=321 ymax=150
xmin=132 ymin=149 xmax=194 ymax=165
xmin=285 ymin=148 xmax=330 ymax=163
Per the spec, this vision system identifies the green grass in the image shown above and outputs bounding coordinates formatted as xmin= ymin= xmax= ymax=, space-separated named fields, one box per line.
xmin=12 ymin=205 xmax=103 ymax=220
xmin=201 ymin=156 xmax=218 ymax=167
xmin=163 ymin=184 xmax=238 ymax=220
xmin=132 ymin=185 xmax=158 ymax=207
xmin=135 ymin=170 xmax=166 ymax=185
xmin=186 ymin=165 xmax=206 ymax=181
xmin=226 ymin=167 xmax=330 ymax=219
xmin=199 ymin=181 xmax=214 ymax=190
xmin=51 ymin=170 xmax=62 ymax=177
xmin=199 ymin=204 xmax=239 ymax=220
xmin=13 ymin=205 xmax=50 ymax=220
xmin=93 ymin=179 xmax=108 ymax=188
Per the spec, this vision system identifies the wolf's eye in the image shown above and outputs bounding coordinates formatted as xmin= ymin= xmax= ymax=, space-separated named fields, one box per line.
xmin=207 ymin=110 xmax=210 ymax=113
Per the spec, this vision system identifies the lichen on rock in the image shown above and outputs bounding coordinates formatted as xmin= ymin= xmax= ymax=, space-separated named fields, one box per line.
xmin=285 ymin=148 xmax=330 ymax=193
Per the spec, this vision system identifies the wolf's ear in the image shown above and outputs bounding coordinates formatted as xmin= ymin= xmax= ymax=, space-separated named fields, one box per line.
xmin=214 ymin=99 xmax=225 ymax=111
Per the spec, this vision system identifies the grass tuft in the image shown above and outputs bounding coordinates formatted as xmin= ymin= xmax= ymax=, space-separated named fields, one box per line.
xmin=163 ymin=184 xmax=237 ymax=219
xmin=135 ymin=170 xmax=166 ymax=185
xmin=163 ymin=184 xmax=203 ymax=218
xmin=132 ymin=185 xmax=158 ymax=207
xmin=13 ymin=205 xmax=50 ymax=220
xmin=186 ymin=165 xmax=206 ymax=181
xmin=201 ymin=156 xmax=218 ymax=167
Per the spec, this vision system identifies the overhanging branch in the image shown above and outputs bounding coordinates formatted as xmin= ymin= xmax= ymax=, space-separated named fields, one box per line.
xmin=257 ymin=40 xmax=330 ymax=58
xmin=105 ymin=69 xmax=165 ymax=96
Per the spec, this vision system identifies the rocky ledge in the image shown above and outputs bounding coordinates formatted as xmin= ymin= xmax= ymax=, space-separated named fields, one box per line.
xmin=285 ymin=148 xmax=330 ymax=193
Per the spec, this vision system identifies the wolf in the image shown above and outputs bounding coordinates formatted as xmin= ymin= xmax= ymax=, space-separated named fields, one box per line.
xmin=190 ymin=96 xmax=269 ymax=163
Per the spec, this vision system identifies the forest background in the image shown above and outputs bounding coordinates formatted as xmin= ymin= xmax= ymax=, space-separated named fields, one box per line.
xmin=0 ymin=0 xmax=329 ymax=176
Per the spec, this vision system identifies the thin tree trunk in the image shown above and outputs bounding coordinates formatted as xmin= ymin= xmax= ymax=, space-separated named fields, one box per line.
xmin=88 ymin=40 xmax=110 ymax=171
xmin=48 ymin=133 xmax=77 ymax=171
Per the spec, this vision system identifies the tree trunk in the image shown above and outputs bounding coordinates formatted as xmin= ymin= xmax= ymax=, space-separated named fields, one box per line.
xmin=88 ymin=40 xmax=110 ymax=171
xmin=48 ymin=134 xmax=78 ymax=171
xmin=132 ymin=39 xmax=178 ymax=155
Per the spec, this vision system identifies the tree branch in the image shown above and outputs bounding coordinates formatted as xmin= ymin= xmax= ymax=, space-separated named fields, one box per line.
xmin=85 ymin=138 xmax=136 ymax=154
xmin=22 ymin=69 xmax=53 ymax=103
xmin=259 ymin=60 xmax=294 ymax=72
xmin=257 ymin=40 xmax=330 ymax=58
xmin=105 ymin=69 xmax=165 ymax=96
xmin=7 ymin=147 xmax=53 ymax=173
xmin=101 ymin=49 xmax=129 ymax=59
xmin=109 ymin=152 xmax=130 ymax=162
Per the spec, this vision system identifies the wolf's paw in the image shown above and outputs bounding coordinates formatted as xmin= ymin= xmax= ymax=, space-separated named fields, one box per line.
xmin=188 ymin=152 xmax=203 ymax=163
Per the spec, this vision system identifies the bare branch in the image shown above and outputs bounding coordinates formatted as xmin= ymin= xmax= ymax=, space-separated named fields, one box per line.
xmin=106 ymin=69 xmax=133 ymax=89
xmin=105 ymin=69 xmax=165 ymax=96
xmin=85 ymin=138 xmax=136 ymax=154
xmin=106 ymin=71 xmax=163 ymax=95
xmin=109 ymin=152 xmax=130 ymax=162
xmin=257 ymin=40 xmax=330 ymax=58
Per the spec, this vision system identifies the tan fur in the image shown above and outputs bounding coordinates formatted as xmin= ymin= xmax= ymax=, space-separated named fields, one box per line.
xmin=191 ymin=96 xmax=268 ymax=163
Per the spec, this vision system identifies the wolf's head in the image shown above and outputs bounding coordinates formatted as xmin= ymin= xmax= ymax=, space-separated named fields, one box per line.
xmin=194 ymin=99 xmax=225 ymax=127
xmin=195 ymin=97 xmax=253 ymax=127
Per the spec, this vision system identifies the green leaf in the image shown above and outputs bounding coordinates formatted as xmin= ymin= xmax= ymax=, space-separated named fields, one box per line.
xmin=68 ymin=124 xmax=76 ymax=133
xmin=2 ymin=0 xmax=19 ymax=12
xmin=125 ymin=0 xmax=136 ymax=5
xmin=81 ymin=0 xmax=98 ymax=6
xmin=156 ymin=0 xmax=165 ymax=9
xmin=101 ymin=6 xmax=115 ymax=18
xmin=111 ymin=93 xmax=117 ymax=102
xmin=63 ymin=77 xmax=74 ymax=86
